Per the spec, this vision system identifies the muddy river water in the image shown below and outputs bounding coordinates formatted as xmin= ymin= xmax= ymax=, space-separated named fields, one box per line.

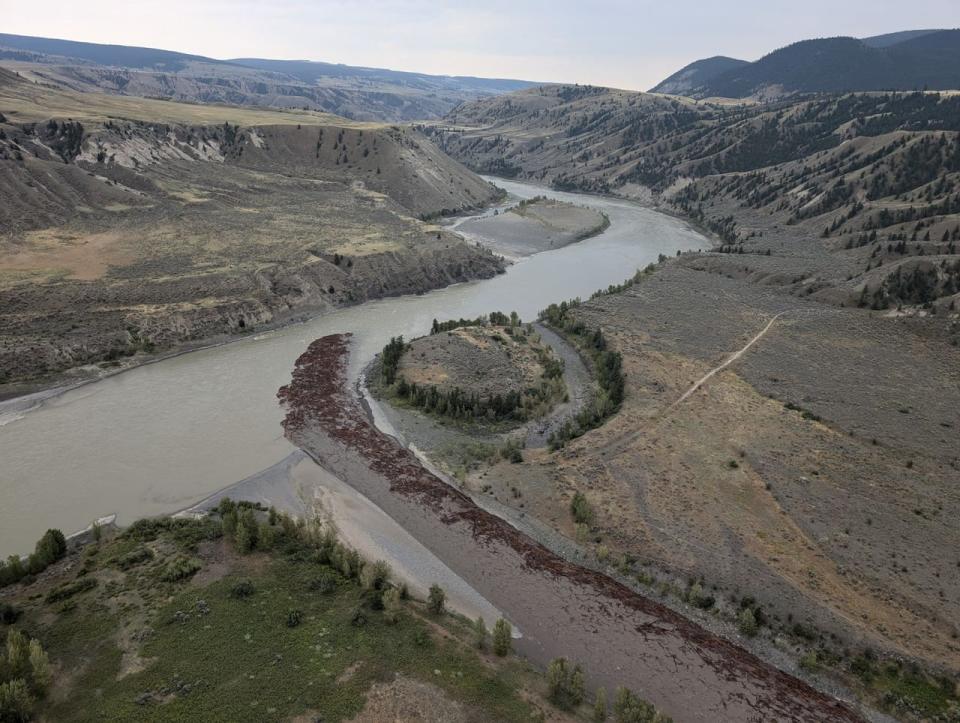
xmin=0 ymin=179 xmax=706 ymax=556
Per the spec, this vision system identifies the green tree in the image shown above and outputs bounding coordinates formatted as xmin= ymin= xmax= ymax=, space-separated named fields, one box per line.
xmin=28 ymin=639 xmax=51 ymax=694
xmin=613 ymin=687 xmax=659 ymax=723
xmin=493 ymin=618 xmax=512 ymax=657
xmin=235 ymin=508 xmax=259 ymax=553
xmin=5 ymin=629 xmax=29 ymax=679
xmin=427 ymin=584 xmax=446 ymax=615
xmin=0 ymin=679 xmax=33 ymax=722
xmin=547 ymin=657 xmax=585 ymax=710
xmin=472 ymin=617 xmax=488 ymax=651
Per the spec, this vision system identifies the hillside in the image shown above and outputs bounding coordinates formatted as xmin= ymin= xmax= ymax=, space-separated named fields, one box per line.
xmin=0 ymin=508 xmax=592 ymax=722
xmin=0 ymin=72 xmax=504 ymax=388
xmin=429 ymin=85 xmax=960 ymax=311
xmin=0 ymin=33 xmax=535 ymax=122
xmin=649 ymin=56 xmax=748 ymax=95
xmin=651 ymin=29 xmax=960 ymax=100
xmin=421 ymin=85 xmax=960 ymax=700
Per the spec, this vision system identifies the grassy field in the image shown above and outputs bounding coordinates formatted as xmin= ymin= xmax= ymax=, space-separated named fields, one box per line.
xmin=0 ymin=512 xmax=564 ymax=722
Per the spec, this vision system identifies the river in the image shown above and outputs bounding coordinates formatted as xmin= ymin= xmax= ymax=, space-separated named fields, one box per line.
xmin=0 ymin=179 xmax=707 ymax=556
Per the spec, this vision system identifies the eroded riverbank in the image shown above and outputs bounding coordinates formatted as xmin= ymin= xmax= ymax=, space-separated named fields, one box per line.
xmin=277 ymin=332 xmax=863 ymax=723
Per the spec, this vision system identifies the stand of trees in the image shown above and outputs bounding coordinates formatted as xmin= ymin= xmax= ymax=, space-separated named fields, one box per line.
xmin=540 ymin=300 xmax=625 ymax=450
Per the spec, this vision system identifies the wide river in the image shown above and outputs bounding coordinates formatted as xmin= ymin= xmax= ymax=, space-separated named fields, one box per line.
xmin=0 ymin=179 xmax=707 ymax=555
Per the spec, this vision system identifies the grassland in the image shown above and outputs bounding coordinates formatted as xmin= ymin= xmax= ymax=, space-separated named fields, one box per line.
xmin=0 ymin=511 xmax=570 ymax=723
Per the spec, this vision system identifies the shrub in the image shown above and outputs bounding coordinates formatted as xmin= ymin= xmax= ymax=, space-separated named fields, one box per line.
xmin=229 ymin=580 xmax=255 ymax=599
xmin=44 ymin=577 xmax=97 ymax=604
xmin=286 ymin=609 xmax=303 ymax=628
xmin=308 ymin=571 xmax=337 ymax=594
xmin=472 ymin=617 xmax=488 ymax=651
xmin=738 ymin=607 xmax=758 ymax=637
xmin=160 ymin=557 xmax=201 ymax=583
xmin=350 ymin=607 xmax=367 ymax=627
xmin=594 ymin=687 xmax=607 ymax=722
xmin=114 ymin=547 xmax=154 ymax=570
xmin=235 ymin=509 xmax=259 ymax=553
xmin=613 ymin=686 xmax=665 ymax=722
xmin=0 ymin=679 xmax=33 ymax=721
xmin=493 ymin=618 xmax=512 ymax=656
xmin=360 ymin=560 xmax=391 ymax=591
xmin=547 ymin=657 xmax=586 ymax=710
xmin=0 ymin=603 xmax=21 ymax=625
xmin=382 ymin=587 xmax=402 ymax=624
xmin=570 ymin=492 xmax=593 ymax=525
xmin=428 ymin=584 xmax=446 ymax=615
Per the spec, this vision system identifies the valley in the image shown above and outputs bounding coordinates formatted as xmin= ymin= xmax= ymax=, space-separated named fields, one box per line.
xmin=2 ymin=20 xmax=959 ymax=723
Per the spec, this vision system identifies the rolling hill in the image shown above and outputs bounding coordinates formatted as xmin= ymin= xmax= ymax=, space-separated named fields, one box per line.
xmin=0 ymin=33 xmax=535 ymax=121
xmin=652 ymin=28 xmax=960 ymax=99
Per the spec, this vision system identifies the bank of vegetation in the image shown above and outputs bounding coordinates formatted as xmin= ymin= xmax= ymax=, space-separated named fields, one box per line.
xmin=0 ymin=503 xmax=675 ymax=722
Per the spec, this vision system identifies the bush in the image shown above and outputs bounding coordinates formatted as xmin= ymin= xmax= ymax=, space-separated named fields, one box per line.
xmin=594 ymin=687 xmax=607 ymax=722
xmin=44 ymin=577 xmax=97 ymax=604
xmin=547 ymin=657 xmax=586 ymax=710
xmin=160 ymin=557 xmax=201 ymax=583
xmin=738 ymin=607 xmax=758 ymax=637
xmin=0 ymin=603 xmax=21 ymax=625
xmin=114 ymin=546 xmax=154 ymax=570
xmin=308 ymin=571 xmax=337 ymax=594
xmin=0 ymin=679 xmax=33 ymax=721
xmin=472 ymin=617 xmax=488 ymax=651
xmin=229 ymin=580 xmax=255 ymax=599
xmin=360 ymin=560 xmax=391 ymax=591
xmin=570 ymin=492 xmax=593 ymax=525
xmin=428 ymin=584 xmax=446 ymax=615
xmin=350 ymin=607 xmax=367 ymax=627
xmin=613 ymin=686 xmax=667 ymax=722
xmin=382 ymin=587 xmax=402 ymax=624
xmin=285 ymin=609 xmax=303 ymax=628
xmin=493 ymin=618 xmax=512 ymax=656
xmin=235 ymin=509 xmax=259 ymax=553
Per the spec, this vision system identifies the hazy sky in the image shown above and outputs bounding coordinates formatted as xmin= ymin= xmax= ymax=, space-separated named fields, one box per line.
xmin=3 ymin=0 xmax=957 ymax=89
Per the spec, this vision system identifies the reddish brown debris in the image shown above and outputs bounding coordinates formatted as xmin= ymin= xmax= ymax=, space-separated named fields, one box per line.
xmin=278 ymin=333 xmax=864 ymax=723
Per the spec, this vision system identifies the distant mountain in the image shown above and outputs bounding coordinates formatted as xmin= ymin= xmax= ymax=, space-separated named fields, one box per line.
xmin=229 ymin=58 xmax=532 ymax=95
xmin=0 ymin=33 xmax=535 ymax=121
xmin=652 ymin=29 xmax=960 ymax=100
xmin=861 ymin=29 xmax=945 ymax=48
xmin=649 ymin=56 xmax=748 ymax=95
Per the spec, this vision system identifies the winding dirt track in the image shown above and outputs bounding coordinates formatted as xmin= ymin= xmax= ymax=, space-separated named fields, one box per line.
xmin=668 ymin=312 xmax=785 ymax=412
xmin=278 ymin=333 xmax=863 ymax=723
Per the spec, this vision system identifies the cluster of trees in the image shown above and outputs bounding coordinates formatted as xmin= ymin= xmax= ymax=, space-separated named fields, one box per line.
xmin=0 ymin=630 xmax=51 ymax=722
xmin=394 ymin=377 xmax=551 ymax=423
xmin=380 ymin=336 xmax=406 ymax=385
xmin=0 ymin=530 xmax=67 ymax=589
xmin=539 ymin=303 xmax=626 ymax=450
xmin=430 ymin=310 xmax=519 ymax=335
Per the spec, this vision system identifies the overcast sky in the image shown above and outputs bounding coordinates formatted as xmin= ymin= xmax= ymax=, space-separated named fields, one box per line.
xmin=3 ymin=0 xmax=957 ymax=90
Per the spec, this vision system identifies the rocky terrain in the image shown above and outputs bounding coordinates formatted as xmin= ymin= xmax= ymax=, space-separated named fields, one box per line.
xmin=456 ymin=197 xmax=609 ymax=256
xmin=0 ymin=69 xmax=504 ymax=390
xmin=0 ymin=33 xmax=534 ymax=122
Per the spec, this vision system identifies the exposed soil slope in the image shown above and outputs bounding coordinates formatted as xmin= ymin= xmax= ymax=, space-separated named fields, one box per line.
xmin=0 ymin=74 xmax=504 ymax=387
